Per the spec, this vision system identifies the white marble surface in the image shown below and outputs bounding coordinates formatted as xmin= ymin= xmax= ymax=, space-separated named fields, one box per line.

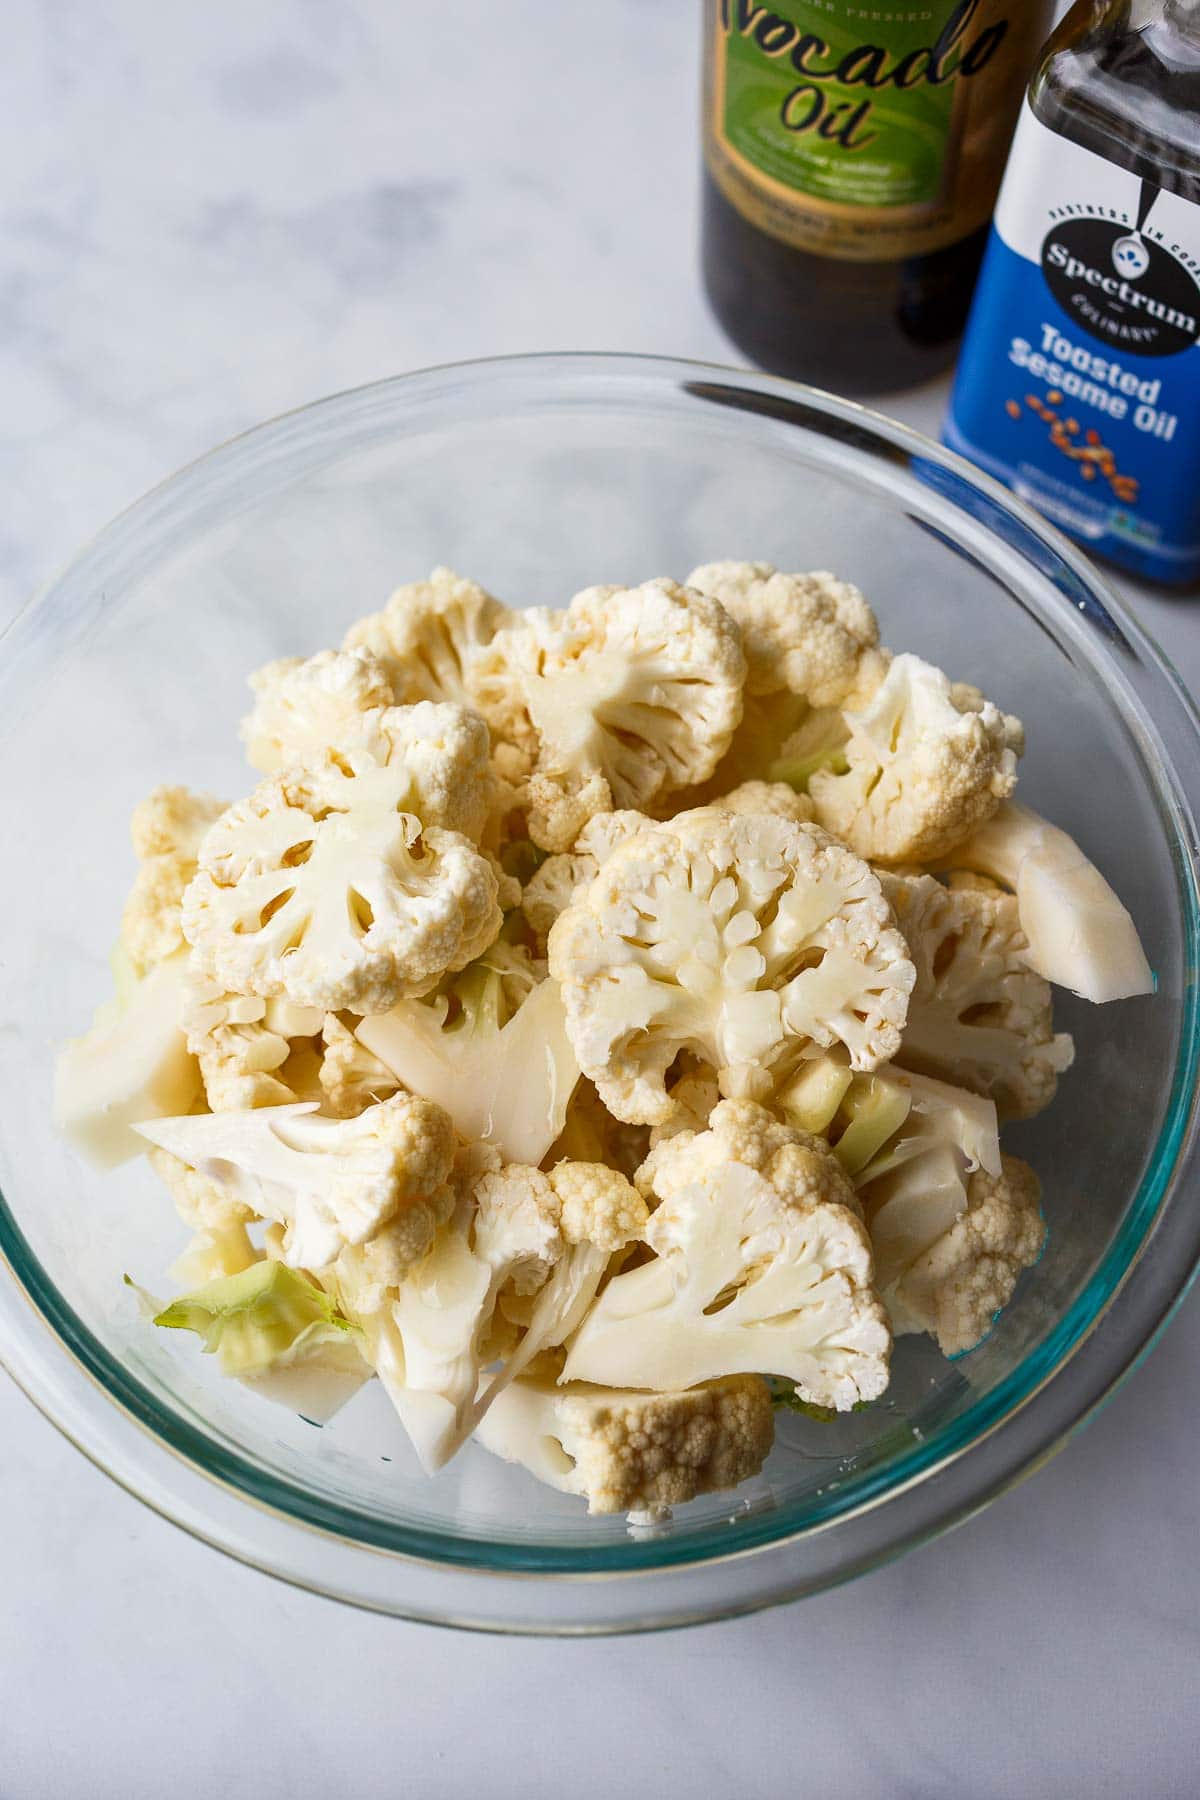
xmin=3 ymin=2 xmax=1199 ymax=1793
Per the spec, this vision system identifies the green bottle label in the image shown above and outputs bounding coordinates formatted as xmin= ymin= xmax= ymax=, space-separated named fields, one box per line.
xmin=704 ymin=0 xmax=1049 ymax=261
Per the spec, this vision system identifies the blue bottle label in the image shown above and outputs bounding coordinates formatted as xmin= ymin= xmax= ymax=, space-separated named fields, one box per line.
xmin=945 ymin=101 xmax=1200 ymax=585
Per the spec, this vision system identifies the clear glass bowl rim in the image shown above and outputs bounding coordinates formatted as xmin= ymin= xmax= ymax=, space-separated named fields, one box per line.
xmin=3 ymin=351 xmax=1199 ymax=1609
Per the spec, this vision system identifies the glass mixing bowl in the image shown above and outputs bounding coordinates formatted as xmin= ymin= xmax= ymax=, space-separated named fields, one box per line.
xmin=2 ymin=354 xmax=1198 ymax=1635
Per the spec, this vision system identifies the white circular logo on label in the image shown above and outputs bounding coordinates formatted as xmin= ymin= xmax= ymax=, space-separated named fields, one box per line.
xmin=1112 ymin=235 xmax=1150 ymax=280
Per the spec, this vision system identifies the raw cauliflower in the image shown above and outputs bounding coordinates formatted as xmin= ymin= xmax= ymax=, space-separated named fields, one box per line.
xmin=881 ymin=871 xmax=1074 ymax=1119
xmin=686 ymin=560 xmax=881 ymax=703
xmin=135 ymin=1093 xmax=458 ymax=1273
xmin=704 ymin=779 xmax=815 ymax=823
xmin=468 ymin=578 xmax=746 ymax=850
xmin=886 ymin=1154 xmax=1046 ymax=1356
xmin=564 ymin=1100 xmax=891 ymax=1409
xmin=343 ymin=567 xmax=513 ymax=706
xmin=182 ymin=706 xmax=502 ymax=1014
xmin=348 ymin=1156 xmax=645 ymax=1472
xmin=520 ymin=810 xmax=648 ymax=942
xmin=181 ymin=975 xmax=323 ymax=1112
xmin=240 ymin=648 xmax=395 ymax=773
xmin=318 ymin=1014 xmax=401 ymax=1118
xmin=356 ymin=941 xmax=579 ymax=1165
xmin=120 ymin=785 xmax=226 ymax=977
xmin=549 ymin=809 xmax=914 ymax=1125
xmin=809 ymin=653 xmax=1023 ymax=864
xmin=474 ymin=1374 xmax=774 ymax=1515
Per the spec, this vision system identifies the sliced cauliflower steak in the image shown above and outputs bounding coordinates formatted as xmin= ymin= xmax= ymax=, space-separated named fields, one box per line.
xmin=564 ymin=1101 xmax=891 ymax=1410
xmin=549 ymin=811 xmax=914 ymax=1125
xmin=881 ymin=871 xmax=1074 ymax=1119
xmin=183 ymin=703 xmax=501 ymax=1014
xmin=686 ymin=560 xmax=881 ymax=703
xmin=475 ymin=1374 xmax=774 ymax=1515
xmin=809 ymin=653 xmax=1023 ymax=864
xmin=343 ymin=567 xmax=513 ymax=706
xmin=134 ymin=1094 xmax=456 ymax=1272
xmin=468 ymin=579 xmax=746 ymax=850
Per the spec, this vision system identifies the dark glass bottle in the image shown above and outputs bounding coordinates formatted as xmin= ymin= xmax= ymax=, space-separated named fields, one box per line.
xmin=700 ymin=0 xmax=1054 ymax=395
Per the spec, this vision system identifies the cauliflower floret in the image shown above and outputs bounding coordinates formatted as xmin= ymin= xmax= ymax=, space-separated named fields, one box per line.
xmin=240 ymin=648 xmax=395 ymax=774
xmin=520 ymin=810 xmax=649 ymax=942
xmin=880 ymin=871 xmax=1074 ymax=1119
xmin=318 ymin=1014 xmax=401 ymax=1118
xmin=353 ymin=1156 xmax=644 ymax=1472
xmin=938 ymin=801 xmax=1153 ymax=1004
xmin=135 ymin=1092 xmax=457 ymax=1273
xmin=342 ymin=567 xmax=513 ymax=706
xmin=565 ymin=1100 xmax=890 ymax=1409
xmin=852 ymin=1068 xmax=1004 ymax=1322
xmin=549 ymin=810 xmax=914 ymax=1126
xmin=474 ymin=1374 xmax=774 ymax=1515
xmin=521 ymin=852 xmax=598 ymax=943
xmin=182 ymin=707 xmax=503 ymax=1014
xmin=886 ymin=1154 xmax=1046 ymax=1356
xmin=468 ymin=579 xmax=746 ymax=850
xmin=809 ymin=653 xmax=1023 ymax=864
xmin=686 ymin=561 xmax=880 ymax=704
xmin=119 ymin=786 xmax=227 ymax=977
xmin=130 ymin=785 xmax=227 ymax=861
xmin=147 ymin=1143 xmax=255 ymax=1232
xmin=705 ymin=779 xmax=814 ymax=823
xmin=181 ymin=975 xmax=323 ymax=1112
xmin=357 ymin=943 xmax=579 ymax=1165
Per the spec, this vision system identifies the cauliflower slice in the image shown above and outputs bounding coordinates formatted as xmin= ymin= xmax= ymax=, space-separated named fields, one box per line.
xmin=181 ymin=974 xmax=324 ymax=1112
xmin=350 ymin=1157 xmax=639 ymax=1472
xmin=564 ymin=1100 xmax=891 ymax=1410
xmin=474 ymin=1374 xmax=774 ymax=1515
xmin=357 ymin=943 xmax=580 ymax=1165
xmin=686 ymin=561 xmax=880 ymax=703
xmin=134 ymin=1093 xmax=457 ymax=1272
xmin=938 ymin=801 xmax=1153 ymax=1004
xmin=549 ymin=810 xmax=914 ymax=1126
xmin=468 ymin=579 xmax=746 ymax=850
xmin=119 ymin=785 xmax=227 ymax=977
xmin=54 ymin=952 xmax=201 ymax=1170
xmin=182 ymin=707 xmax=502 ymax=1015
xmin=887 ymin=1155 xmax=1046 ymax=1356
xmin=880 ymin=871 xmax=1074 ymax=1119
xmin=337 ymin=1156 xmax=645 ymax=1472
xmin=469 ymin=1160 xmax=649 ymax=1428
xmin=240 ymin=648 xmax=395 ymax=774
xmin=318 ymin=1014 xmax=401 ymax=1118
xmin=808 ymin=653 xmax=1023 ymax=864
xmin=342 ymin=567 xmax=513 ymax=706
